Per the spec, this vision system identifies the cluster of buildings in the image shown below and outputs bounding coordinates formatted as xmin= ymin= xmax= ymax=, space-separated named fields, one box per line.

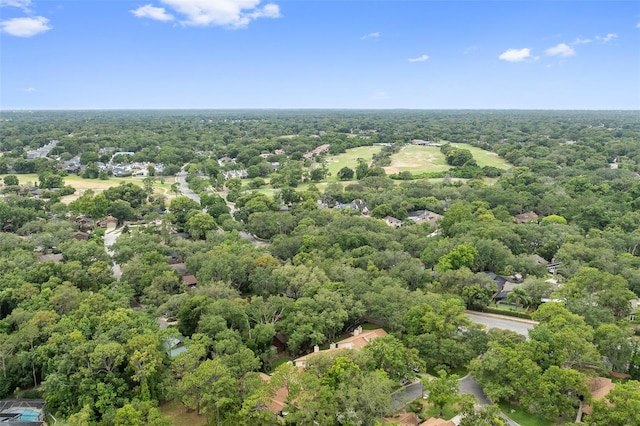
xmin=61 ymin=151 xmax=164 ymax=177
xmin=26 ymin=140 xmax=58 ymax=159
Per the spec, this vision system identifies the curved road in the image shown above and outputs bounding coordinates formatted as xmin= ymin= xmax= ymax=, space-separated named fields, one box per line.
xmin=175 ymin=168 xmax=269 ymax=247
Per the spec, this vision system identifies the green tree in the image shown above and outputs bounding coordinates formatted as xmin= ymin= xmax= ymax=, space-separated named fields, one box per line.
xmin=3 ymin=175 xmax=18 ymax=186
xmin=587 ymin=380 xmax=640 ymax=426
xmin=337 ymin=166 xmax=354 ymax=180
xmin=363 ymin=335 xmax=423 ymax=382
xmin=179 ymin=359 xmax=238 ymax=424
xmin=506 ymin=287 xmax=531 ymax=309
xmin=424 ymin=369 xmax=459 ymax=417
xmin=355 ymin=158 xmax=369 ymax=180
xmin=522 ymin=366 xmax=588 ymax=421
xmin=436 ymin=244 xmax=478 ymax=272
xmin=185 ymin=212 xmax=216 ymax=240
xmin=169 ymin=196 xmax=201 ymax=229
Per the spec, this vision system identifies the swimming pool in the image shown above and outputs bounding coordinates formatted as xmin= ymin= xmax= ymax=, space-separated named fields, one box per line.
xmin=6 ymin=408 xmax=42 ymax=421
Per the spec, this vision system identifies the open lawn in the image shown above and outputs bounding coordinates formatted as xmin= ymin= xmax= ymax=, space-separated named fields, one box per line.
xmin=384 ymin=145 xmax=450 ymax=175
xmin=423 ymin=401 xmax=459 ymax=421
xmin=159 ymin=400 xmax=208 ymax=426
xmin=450 ymin=143 xmax=511 ymax=169
xmin=325 ymin=146 xmax=383 ymax=181
xmin=1 ymin=173 xmax=176 ymax=203
xmin=384 ymin=143 xmax=510 ymax=175
xmin=498 ymin=402 xmax=554 ymax=426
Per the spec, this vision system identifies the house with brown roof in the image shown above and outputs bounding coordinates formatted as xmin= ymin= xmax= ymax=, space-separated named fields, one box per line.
xmin=514 ymin=211 xmax=539 ymax=224
xmin=294 ymin=327 xmax=387 ymax=367
xmin=73 ymin=231 xmax=90 ymax=241
xmin=259 ymin=373 xmax=289 ymax=415
xmin=580 ymin=376 xmax=615 ymax=419
xmin=97 ymin=215 xmax=118 ymax=230
xmin=419 ymin=418 xmax=455 ymax=426
xmin=383 ymin=216 xmax=403 ymax=229
xmin=384 ymin=411 xmax=421 ymax=425
xmin=36 ymin=253 xmax=64 ymax=263
xmin=182 ymin=275 xmax=198 ymax=289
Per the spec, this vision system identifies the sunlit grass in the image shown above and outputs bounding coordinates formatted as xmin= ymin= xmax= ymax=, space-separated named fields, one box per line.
xmin=498 ymin=402 xmax=554 ymax=426
xmin=325 ymin=146 xmax=383 ymax=181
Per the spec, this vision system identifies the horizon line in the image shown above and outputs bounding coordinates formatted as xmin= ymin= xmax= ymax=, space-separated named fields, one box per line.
xmin=2 ymin=107 xmax=639 ymax=112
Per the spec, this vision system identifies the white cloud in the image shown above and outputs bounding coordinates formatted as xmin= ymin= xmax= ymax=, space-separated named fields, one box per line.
xmin=0 ymin=16 xmax=51 ymax=37
xmin=571 ymin=37 xmax=592 ymax=45
xmin=498 ymin=48 xmax=531 ymax=62
xmin=0 ymin=0 xmax=31 ymax=9
xmin=408 ymin=54 xmax=429 ymax=62
xmin=131 ymin=4 xmax=174 ymax=22
xmin=159 ymin=0 xmax=281 ymax=28
xmin=25 ymin=87 xmax=36 ymax=92
xmin=546 ymin=43 xmax=575 ymax=57
xmin=596 ymin=33 xmax=618 ymax=43
xmin=361 ymin=32 xmax=379 ymax=40
xmin=637 ymin=22 xmax=640 ymax=29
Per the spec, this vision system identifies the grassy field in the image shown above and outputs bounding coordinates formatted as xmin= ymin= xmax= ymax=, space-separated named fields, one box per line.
xmin=159 ymin=400 xmax=208 ymax=426
xmin=450 ymin=143 xmax=511 ymax=169
xmin=384 ymin=143 xmax=510 ymax=175
xmin=325 ymin=146 xmax=383 ymax=181
xmin=384 ymin=145 xmax=450 ymax=174
xmin=1 ymin=173 xmax=176 ymax=203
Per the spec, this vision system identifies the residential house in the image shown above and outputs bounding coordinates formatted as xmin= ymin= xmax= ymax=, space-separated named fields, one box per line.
xmin=36 ymin=253 xmax=64 ymax=263
xmin=579 ymin=376 xmax=616 ymax=421
xmin=303 ymin=144 xmax=330 ymax=159
xmin=74 ymin=215 xmax=93 ymax=230
xmin=334 ymin=199 xmax=369 ymax=215
xmin=407 ymin=210 xmax=443 ymax=228
xmin=73 ymin=231 xmax=90 ymax=241
xmin=384 ymin=412 xmax=421 ymax=425
xmin=169 ymin=262 xmax=188 ymax=276
xmin=493 ymin=281 xmax=524 ymax=304
xmin=419 ymin=418 xmax=455 ymax=426
xmin=294 ymin=327 xmax=387 ymax=368
xmin=383 ymin=216 xmax=403 ymax=229
xmin=97 ymin=215 xmax=118 ymax=230
xmin=628 ymin=298 xmax=640 ymax=321
xmin=222 ymin=170 xmax=248 ymax=180
xmin=218 ymin=156 xmax=234 ymax=166
xmin=182 ymin=275 xmax=198 ymax=289
xmin=164 ymin=337 xmax=188 ymax=358
xmin=259 ymin=373 xmax=293 ymax=417
xmin=273 ymin=332 xmax=289 ymax=353
xmin=514 ymin=211 xmax=539 ymax=224
xmin=411 ymin=140 xmax=441 ymax=147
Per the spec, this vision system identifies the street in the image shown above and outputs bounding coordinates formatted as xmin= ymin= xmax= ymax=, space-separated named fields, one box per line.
xmin=466 ymin=311 xmax=537 ymax=337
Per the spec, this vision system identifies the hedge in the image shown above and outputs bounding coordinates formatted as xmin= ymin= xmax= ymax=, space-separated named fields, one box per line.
xmin=478 ymin=307 xmax=533 ymax=320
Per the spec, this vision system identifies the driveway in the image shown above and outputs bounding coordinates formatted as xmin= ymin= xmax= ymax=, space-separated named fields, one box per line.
xmin=459 ymin=374 xmax=491 ymax=405
xmin=103 ymin=228 xmax=122 ymax=279
xmin=391 ymin=381 xmax=423 ymax=409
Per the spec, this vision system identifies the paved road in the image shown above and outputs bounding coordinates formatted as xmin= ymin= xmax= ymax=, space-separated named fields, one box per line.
xmin=176 ymin=170 xmax=201 ymax=203
xmin=459 ymin=374 xmax=491 ymax=405
xmin=391 ymin=381 xmax=423 ymax=409
xmin=466 ymin=311 xmax=537 ymax=337
xmin=103 ymin=229 xmax=122 ymax=279
xmin=176 ymin=168 xmax=269 ymax=247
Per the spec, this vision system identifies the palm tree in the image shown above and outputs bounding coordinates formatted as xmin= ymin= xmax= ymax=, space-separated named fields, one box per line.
xmin=507 ymin=287 xmax=532 ymax=310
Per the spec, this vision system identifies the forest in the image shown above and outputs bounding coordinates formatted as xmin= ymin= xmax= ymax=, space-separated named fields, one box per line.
xmin=0 ymin=110 xmax=639 ymax=426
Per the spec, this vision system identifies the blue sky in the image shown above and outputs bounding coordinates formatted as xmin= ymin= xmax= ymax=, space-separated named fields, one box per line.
xmin=1 ymin=0 xmax=639 ymax=109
